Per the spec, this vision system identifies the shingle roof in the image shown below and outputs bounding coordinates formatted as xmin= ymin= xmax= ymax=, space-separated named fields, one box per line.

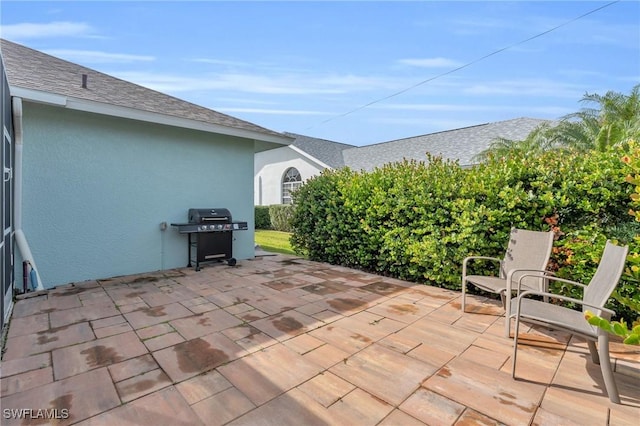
xmin=284 ymin=132 xmax=355 ymax=168
xmin=342 ymin=117 xmax=550 ymax=171
xmin=0 ymin=39 xmax=287 ymax=141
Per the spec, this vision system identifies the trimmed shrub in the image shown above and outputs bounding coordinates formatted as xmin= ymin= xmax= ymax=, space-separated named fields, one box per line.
xmin=291 ymin=147 xmax=638 ymax=322
xmin=255 ymin=206 xmax=271 ymax=230
xmin=269 ymin=204 xmax=295 ymax=232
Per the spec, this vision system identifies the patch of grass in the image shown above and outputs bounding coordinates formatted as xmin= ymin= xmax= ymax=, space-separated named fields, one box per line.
xmin=255 ymin=230 xmax=296 ymax=255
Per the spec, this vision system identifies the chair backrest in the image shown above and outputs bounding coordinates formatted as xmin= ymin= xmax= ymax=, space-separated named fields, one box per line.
xmin=500 ymin=228 xmax=555 ymax=290
xmin=583 ymin=241 xmax=629 ymax=316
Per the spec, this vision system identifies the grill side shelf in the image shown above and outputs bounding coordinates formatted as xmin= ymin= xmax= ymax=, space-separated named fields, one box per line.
xmin=170 ymin=222 xmax=248 ymax=233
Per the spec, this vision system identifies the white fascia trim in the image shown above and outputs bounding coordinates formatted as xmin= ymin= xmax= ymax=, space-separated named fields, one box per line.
xmin=288 ymin=145 xmax=332 ymax=170
xmin=12 ymin=87 xmax=291 ymax=146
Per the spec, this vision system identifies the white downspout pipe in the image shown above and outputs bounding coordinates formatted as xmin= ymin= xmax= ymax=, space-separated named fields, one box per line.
xmin=12 ymin=97 xmax=43 ymax=290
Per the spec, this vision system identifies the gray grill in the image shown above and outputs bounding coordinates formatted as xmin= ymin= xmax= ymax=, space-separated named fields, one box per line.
xmin=171 ymin=208 xmax=248 ymax=271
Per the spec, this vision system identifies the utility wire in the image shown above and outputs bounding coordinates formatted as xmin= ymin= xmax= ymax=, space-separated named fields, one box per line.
xmin=305 ymin=0 xmax=620 ymax=131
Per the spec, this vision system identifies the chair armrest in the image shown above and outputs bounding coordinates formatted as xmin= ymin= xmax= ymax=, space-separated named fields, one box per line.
xmin=463 ymin=256 xmax=502 ymax=264
xmin=462 ymin=256 xmax=502 ymax=278
xmin=506 ymin=269 xmax=554 ymax=294
xmin=515 ymin=289 xmax=616 ymax=317
xmin=515 ymin=274 xmax=587 ymax=294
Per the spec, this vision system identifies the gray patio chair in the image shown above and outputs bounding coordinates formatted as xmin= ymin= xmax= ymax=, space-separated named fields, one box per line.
xmin=461 ymin=228 xmax=554 ymax=336
xmin=509 ymin=240 xmax=629 ymax=404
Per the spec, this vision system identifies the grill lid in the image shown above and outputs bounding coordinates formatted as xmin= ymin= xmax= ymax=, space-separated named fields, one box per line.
xmin=188 ymin=208 xmax=232 ymax=223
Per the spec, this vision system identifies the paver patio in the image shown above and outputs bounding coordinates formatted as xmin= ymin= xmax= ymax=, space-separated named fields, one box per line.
xmin=1 ymin=254 xmax=638 ymax=425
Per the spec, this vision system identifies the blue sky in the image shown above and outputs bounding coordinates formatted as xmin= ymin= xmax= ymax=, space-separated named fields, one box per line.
xmin=1 ymin=1 xmax=638 ymax=146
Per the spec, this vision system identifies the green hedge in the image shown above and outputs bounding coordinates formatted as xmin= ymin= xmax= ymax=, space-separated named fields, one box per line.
xmin=255 ymin=206 xmax=271 ymax=230
xmin=269 ymin=204 xmax=295 ymax=232
xmin=291 ymin=148 xmax=638 ymax=321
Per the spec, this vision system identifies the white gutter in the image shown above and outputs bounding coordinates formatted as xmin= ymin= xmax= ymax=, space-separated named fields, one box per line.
xmin=12 ymin=97 xmax=44 ymax=290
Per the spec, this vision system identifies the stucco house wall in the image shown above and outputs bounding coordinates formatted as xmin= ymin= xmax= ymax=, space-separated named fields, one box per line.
xmin=254 ymin=146 xmax=324 ymax=206
xmin=18 ymin=102 xmax=258 ymax=287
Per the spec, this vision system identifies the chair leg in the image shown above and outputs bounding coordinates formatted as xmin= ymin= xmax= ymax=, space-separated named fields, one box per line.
xmin=461 ymin=279 xmax=467 ymax=312
xmin=597 ymin=333 xmax=620 ymax=404
xmin=511 ymin=308 xmax=522 ymax=378
xmin=587 ymin=340 xmax=600 ymax=364
xmin=504 ymin=291 xmax=511 ymax=338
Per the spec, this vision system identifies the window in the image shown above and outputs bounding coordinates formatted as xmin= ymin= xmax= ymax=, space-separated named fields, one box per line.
xmin=282 ymin=167 xmax=302 ymax=204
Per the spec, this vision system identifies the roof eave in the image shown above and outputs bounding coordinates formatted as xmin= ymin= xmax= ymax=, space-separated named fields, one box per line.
xmin=11 ymin=86 xmax=292 ymax=148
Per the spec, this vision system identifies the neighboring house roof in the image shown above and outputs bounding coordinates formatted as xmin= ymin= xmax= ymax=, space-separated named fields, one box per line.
xmin=342 ymin=117 xmax=550 ymax=171
xmin=0 ymin=39 xmax=291 ymax=146
xmin=284 ymin=132 xmax=355 ymax=168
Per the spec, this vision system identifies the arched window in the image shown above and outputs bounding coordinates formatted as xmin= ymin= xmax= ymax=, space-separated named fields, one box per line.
xmin=282 ymin=167 xmax=302 ymax=204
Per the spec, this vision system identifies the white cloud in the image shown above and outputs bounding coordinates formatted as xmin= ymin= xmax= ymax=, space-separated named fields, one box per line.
xmin=113 ymin=71 xmax=402 ymax=95
xmin=397 ymin=57 xmax=463 ymax=68
xmin=0 ymin=21 xmax=93 ymax=39
xmin=463 ymin=79 xmax=583 ymax=98
xmin=45 ymin=49 xmax=155 ymax=64
xmin=214 ymin=107 xmax=332 ymax=116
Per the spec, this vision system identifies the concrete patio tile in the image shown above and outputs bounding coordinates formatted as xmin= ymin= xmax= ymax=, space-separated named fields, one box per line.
xmin=330 ymin=343 xmax=437 ymax=406
xmin=0 ymin=366 xmax=53 ymax=396
xmin=379 ymin=409 xmax=425 ymax=426
xmin=423 ymin=357 xmax=545 ymax=425
xmin=108 ymin=354 xmax=159 ymax=382
xmin=175 ymin=370 xmax=232 ymax=405
xmin=217 ymin=357 xmax=283 ymax=406
xmin=0 ymin=352 xmax=50 ymax=378
xmin=378 ymin=332 xmax=422 ymax=354
xmin=90 ymin=314 xmax=126 ymax=329
xmin=531 ymin=407 xmax=583 ymax=426
xmin=143 ymin=331 xmax=185 ymax=352
xmin=303 ymin=342 xmax=350 ymax=370
xmin=406 ymin=343 xmax=457 ymax=371
xmin=282 ymin=333 xmax=325 ymax=354
xmin=250 ymin=310 xmax=320 ymax=341
xmin=219 ymin=343 xmax=323 ymax=406
xmin=37 ymin=294 xmax=84 ymax=312
xmin=366 ymin=298 xmax=434 ymax=324
xmin=123 ymin=302 xmax=194 ymax=329
xmin=187 ymin=301 xmax=219 ymax=314
xmin=52 ymin=331 xmax=148 ymax=379
xmin=227 ymin=388 xmax=349 ymax=426
xmin=154 ymin=332 xmax=245 ymax=383
xmin=6 ymin=312 xmax=49 ymax=338
xmin=327 ymin=388 xmax=394 ymax=425
xmin=1 ymin=368 xmax=120 ymax=426
xmin=10 ymin=294 xmax=48 ymax=318
xmin=459 ymin=344 xmax=509 ymax=371
xmin=192 ymin=387 xmax=255 ymax=426
xmin=2 ymin=322 xmax=95 ymax=360
xmin=296 ymin=371 xmax=355 ymax=407
xmin=115 ymin=369 xmax=172 ymax=403
xmin=538 ymin=386 xmax=611 ymax=425
xmin=224 ymin=302 xmax=254 ymax=315
xmin=455 ymin=409 xmax=503 ymax=425
xmin=169 ymin=308 xmax=242 ymax=340
xmin=136 ymin=322 xmax=175 ymax=340
xmin=75 ymin=386 xmax=203 ymax=426
xmin=94 ymin=322 xmax=133 ymax=338
xmin=394 ymin=316 xmax=480 ymax=358
xmin=49 ymin=303 xmax=120 ymax=328
xmin=79 ymin=291 xmax=113 ymax=306
xmin=399 ymin=387 xmax=465 ymax=425
xmin=330 ymin=313 xmax=405 ymax=343
xmin=309 ymin=322 xmax=374 ymax=355
xmin=117 ymin=301 xmax=149 ymax=313
xmin=237 ymin=308 xmax=269 ymax=322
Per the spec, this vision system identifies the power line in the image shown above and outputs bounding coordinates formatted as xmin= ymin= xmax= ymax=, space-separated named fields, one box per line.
xmin=305 ymin=0 xmax=621 ymax=131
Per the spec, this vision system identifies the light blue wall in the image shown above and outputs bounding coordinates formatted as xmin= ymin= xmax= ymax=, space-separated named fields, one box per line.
xmin=19 ymin=102 xmax=256 ymax=288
